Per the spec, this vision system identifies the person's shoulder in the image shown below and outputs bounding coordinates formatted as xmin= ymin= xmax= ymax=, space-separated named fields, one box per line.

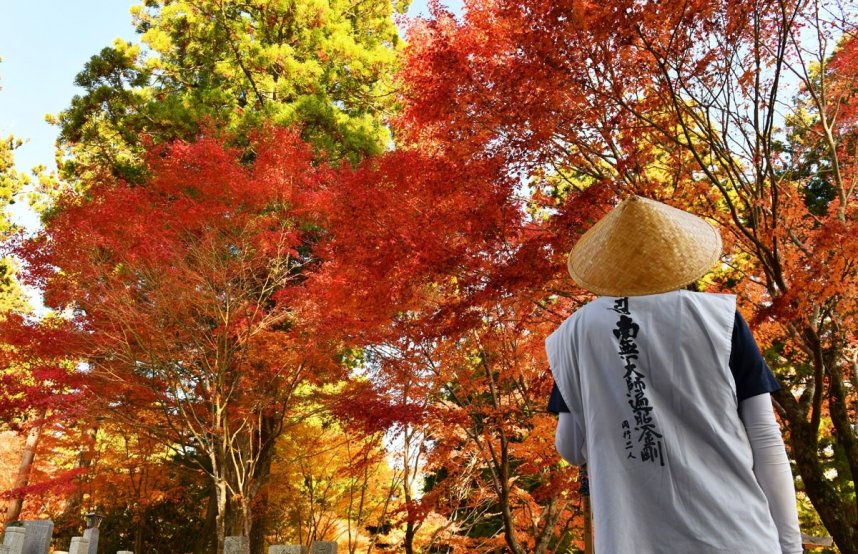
xmin=566 ymin=297 xmax=614 ymax=324
xmin=681 ymin=290 xmax=737 ymax=309
xmin=683 ymin=290 xmax=736 ymax=300
xmin=547 ymin=299 xmax=602 ymax=343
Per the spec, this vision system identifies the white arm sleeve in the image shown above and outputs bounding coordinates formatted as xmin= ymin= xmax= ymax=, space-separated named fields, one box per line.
xmin=739 ymin=393 xmax=803 ymax=554
xmin=555 ymin=412 xmax=587 ymax=466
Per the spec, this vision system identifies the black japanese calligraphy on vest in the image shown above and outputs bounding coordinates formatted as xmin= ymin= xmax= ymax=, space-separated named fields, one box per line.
xmin=609 ymin=298 xmax=665 ymax=467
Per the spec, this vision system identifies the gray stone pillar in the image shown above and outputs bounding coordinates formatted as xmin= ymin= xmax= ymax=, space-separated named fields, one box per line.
xmin=68 ymin=537 xmax=89 ymax=554
xmin=224 ymin=536 xmax=249 ymax=554
xmin=1 ymin=527 xmax=26 ymax=554
xmin=82 ymin=527 xmax=99 ymax=554
xmin=269 ymin=546 xmax=308 ymax=554
xmin=310 ymin=542 xmax=337 ymax=554
xmin=21 ymin=521 xmax=53 ymax=554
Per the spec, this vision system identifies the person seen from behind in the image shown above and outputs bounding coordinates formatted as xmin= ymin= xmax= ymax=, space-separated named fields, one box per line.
xmin=546 ymin=195 xmax=803 ymax=553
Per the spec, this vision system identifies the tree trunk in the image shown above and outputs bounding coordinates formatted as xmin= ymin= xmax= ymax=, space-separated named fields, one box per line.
xmin=776 ymin=387 xmax=858 ymax=554
xmin=249 ymin=485 xmax=270 ymax=554
xmin=217 ymin=466 xmax=252 ymax=554
xmin=216 ymin=479 xmax=228 ymax=554
xmin=403 ymin=520 xmax=415 ymax=554
xmin=533 ymin=496 xmax=564 ymax=554
xmin=195 ymin=485 xmax=219 ymax=554
xmin=2 ymin=418 xmax=44 ymax=525
xmin=241 ymin=500 xmax=253 ymax=554
xmin=249 ymin=416 xmax=277 ymax=554
xmin=133 ymin=511 xmax=145 ymax=554
xmin=496 ymin=451 xmax=527 ymax=554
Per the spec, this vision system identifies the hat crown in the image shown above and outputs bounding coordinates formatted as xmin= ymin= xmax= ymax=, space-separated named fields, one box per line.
xmin=567 ymin=196 xmax=722 ymax=296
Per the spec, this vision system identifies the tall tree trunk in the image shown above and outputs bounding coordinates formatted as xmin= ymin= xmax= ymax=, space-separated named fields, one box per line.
xmin=401 ymin=427 xmax=416 ymax=554
xmin=195 ymin=485 xmax=219 ymax=554
xmin=241 ymin=500 xmax=253 ymax=554
xmin=488 ymin=426 xmax=526 ymax=554
xmin=533 ymin=496 xmax=564 ymax=554
xmin=219 ymin=462 xmax=252 ymax=554
xmin=782 ymin=410 xmax=857 ymax=553
xmin=771 ymin=329 xmax=858 ymax=554
xmin=248 ymin=482 xmax=270 ymax=554
xmin=403 ymin=521 xmax=415 ymax=554
xmin=133 ymin=510 xmax=145 ymax=554
xmin=249 ymin=415 xmax=277 ymax=554
xmin=2 ymin=415 xmax=45 ymax=525
xmin=216 ymin=479 xmax=228 ymax=554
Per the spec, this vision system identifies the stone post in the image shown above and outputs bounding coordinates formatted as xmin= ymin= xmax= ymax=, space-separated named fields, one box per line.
xmin=269 ymin=547 xmax=308 ymax=554
xmin=309 ymin=542 xmax=337 ymax=554
xmin=224 ymin=536 xmax=249 ymax=554
xmin=82 ymin=527 xmax=99 ymax=554
xmin=21 ymin=521 xmax=53 ymax=554
xmin=1 ymin=527 xmax=26 ymax=554
xmin=68 ymin=537 xmax=89 ymax=554
xmin=117 ymin=551 xmax=134 ymax=554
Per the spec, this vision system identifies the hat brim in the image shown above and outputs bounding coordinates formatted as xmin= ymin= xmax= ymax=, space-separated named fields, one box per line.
xmin=567 ymin=196 xmax=722 ymax=296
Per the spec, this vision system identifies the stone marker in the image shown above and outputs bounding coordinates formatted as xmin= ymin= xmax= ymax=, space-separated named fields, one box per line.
xmin=22 ymin=521 xmax=53 ymax=554
xmin=310 ymin=542 xmax=337 ymax=554
xmin=224 ymin=536 xmax=249 ymax=554
xmin=0 ymin=545 xmax=13 ymax=554
xmin=68 ymin=537 xmax=89 ymax=554
xmin=117 ymin=551 xmax=134 ymax=554
xmin=82 ymin=526 xmax=99 ymax=554
xmin=269 ymin=546 xmax=308 ymax=554
xmin=2 ymin=526 xmax=26 ymax=554
xmin=802 ymin=533 xmax=834 ymax=547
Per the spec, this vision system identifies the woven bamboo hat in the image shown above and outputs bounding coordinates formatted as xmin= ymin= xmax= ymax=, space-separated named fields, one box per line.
xmin=567 ymin=196 xmax=722 ymax=296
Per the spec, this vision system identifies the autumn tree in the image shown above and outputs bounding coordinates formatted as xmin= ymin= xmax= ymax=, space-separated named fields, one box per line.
xmin=296 ymin=128 xmax=589 ymax=550
xmin=415 ymin=301 xmax=579 ymax=554
xmin=54 ymin=0 xmax=406 ymax=184
xmin=362 ymin=341 xmax=433 ymax=554
xmin=0 ymin=56 xmax=63 ymax=530
xmin=399 ymin=0 xmax=858 ymax=550
xmin=25 ymin=2 xmax=411 ymax=550
xmin=13 ymin=1 xmax=856 ymax=552
xmin=0 ymin=135 xmax=26 ymax=314
xmin=268 ymin=392 xmax=405 ymax=553
xmin=0 ymin=58 xmax=29 ymax=314
xmin=17 ymin=129 xmax=346 ymax=553
xmin=0 ymin=318 xmax=87 ymax=529
xmin=81 ymin=410 xmax=206 ymax=553
xmin=326 ymin=334 xmax=437 ymax=554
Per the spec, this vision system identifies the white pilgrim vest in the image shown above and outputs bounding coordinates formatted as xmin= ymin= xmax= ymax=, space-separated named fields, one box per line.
xmin=547 ymin=290 xmax=780 ymax=554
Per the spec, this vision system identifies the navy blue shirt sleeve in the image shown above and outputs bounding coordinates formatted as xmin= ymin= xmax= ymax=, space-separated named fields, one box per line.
xmin=730 ymin=311 xmax=780 ymax=401
xmin=548 ymin=382 xmax=570 ymax=414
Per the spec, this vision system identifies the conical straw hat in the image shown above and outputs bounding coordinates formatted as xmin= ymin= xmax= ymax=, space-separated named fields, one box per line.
xmin=567 ymin=196 xmax=722 ymax=296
